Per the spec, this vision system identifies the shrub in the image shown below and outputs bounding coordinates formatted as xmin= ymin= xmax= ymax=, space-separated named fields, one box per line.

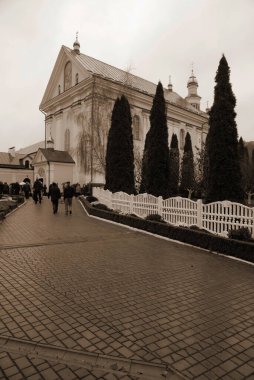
xmin=11 ymin=195 xmax=24 ymax=204
xmin=93 ymin=203 xmax=111 ymax=211
xmin=126 ymin=213 xmax=140 ymax=218
xmin=0 ymin=201 xmax=17 ymax=211
xmin=145 ymin=213 xmax=166 ymax=223
xmin=85 ymin=196 xmax=98 ymax=203
xmin=79 ymin=197 xmax=254 ymax=263
xmin=189 ymin=225 xmax=212 ymax=234
xmin=228 ymin=227 xmax=252 ymax=241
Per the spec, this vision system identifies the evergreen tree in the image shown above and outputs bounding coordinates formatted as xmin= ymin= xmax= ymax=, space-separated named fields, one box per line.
xmin=179 ymin=132 xmax=195 ymax=198
xmin=250 ymin=149 xmax=254 ymax=191
xmin=168 ymin=133 xmax=179 ymax=196
xmin=202 ymin=135 xmax=210 ymax=199
xmin=238 ymin=137 xmax=250 ymax=192
xmin=140 ymin=82 xmax=170 ymax=198
xmin=104 ymin=95 xmax=135 ymax=194
xmin=206 ymin=55 xmax=244 ymax=203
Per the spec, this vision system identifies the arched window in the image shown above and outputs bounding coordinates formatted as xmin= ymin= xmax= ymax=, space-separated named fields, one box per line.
xmin=180 ymin=129 xmax=185 ymax=149
xmin=133 ymin=115 xmax=140 ymax=140
xmin=25 ymin=160 xmax=29 ymax=168
xmin=64 ymin=61 xmax=72 ymax=90
xmin=58 ymin=84 xmax=61 ymax=95
xmin=76 ymin=73 xmax=79 ymax=85
xmin=64 ymin=129 xmax=70 ymax=152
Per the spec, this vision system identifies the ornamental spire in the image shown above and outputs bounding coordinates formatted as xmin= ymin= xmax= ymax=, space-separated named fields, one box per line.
xmin=168 ymin=75 xmax=173 ymax=92
xmin=73 ymin=31 xmax=80 ymax=54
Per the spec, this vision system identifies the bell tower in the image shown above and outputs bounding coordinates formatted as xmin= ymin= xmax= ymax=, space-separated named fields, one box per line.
xmin=185 ymin=69 xmax=201 ymax=110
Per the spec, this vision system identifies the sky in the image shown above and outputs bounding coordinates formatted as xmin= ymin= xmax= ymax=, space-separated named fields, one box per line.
xmin=0 ymin=0 xmax=253 ymax=151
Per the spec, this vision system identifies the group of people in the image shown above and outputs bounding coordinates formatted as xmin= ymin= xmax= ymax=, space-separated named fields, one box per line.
xmin=1 ymin=178 xmax=81 ymax=215
xmin=48 ymin=181 xmax=75 ymax=215
xmin=0 ymin=181 xmax=25 ymax=196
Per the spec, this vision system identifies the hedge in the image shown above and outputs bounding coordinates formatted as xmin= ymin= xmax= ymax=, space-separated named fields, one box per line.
xmin=80 ymin=196 xmax=254 ymax=263
xmin=0 ymin=196 xmax=25 ymax=221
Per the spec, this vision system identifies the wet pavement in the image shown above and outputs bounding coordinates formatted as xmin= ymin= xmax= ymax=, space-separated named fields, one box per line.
xmin=0 ymin=196 xmax=253 ymax=379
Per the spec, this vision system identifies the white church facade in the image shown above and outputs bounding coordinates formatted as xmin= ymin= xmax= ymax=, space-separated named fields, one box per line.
xmin=39 ymin=38 xmax=209 ymax=187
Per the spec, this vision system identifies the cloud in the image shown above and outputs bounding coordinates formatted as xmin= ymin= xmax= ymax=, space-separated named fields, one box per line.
xmin=0 ymin=0 xmax=253 ymax=150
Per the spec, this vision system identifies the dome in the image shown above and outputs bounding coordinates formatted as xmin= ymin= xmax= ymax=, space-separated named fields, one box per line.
xmin=73 ymin=40 xmax=80 ymax=48
xmin=187 ymin=70 xmax=198 ymax=86
xmin=73 ymin=32 xmax=80 ymax=54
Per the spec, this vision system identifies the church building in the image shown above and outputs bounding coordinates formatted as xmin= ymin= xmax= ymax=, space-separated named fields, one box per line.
xmin=39 ymin=37 xmax=209 ymax=187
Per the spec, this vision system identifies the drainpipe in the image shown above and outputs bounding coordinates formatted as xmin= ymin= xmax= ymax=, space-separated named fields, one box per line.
xmin=48 ymin=161 xmax=50 ymax=188
xmin=40 ymin=108 xmax=48 ymax=186
xmin=39 ymin=108 xmax=47 ymax=149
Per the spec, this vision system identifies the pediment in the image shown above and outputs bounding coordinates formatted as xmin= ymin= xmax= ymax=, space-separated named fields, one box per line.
xmin=40 ymin=46 xmax=92 ymax=108
xmin=32 ymin=149 xmax=47 ymax=165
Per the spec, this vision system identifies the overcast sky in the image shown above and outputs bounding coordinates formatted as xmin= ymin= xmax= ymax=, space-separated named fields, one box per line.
xmin=0 ymin=0 xmax=253 ymax=151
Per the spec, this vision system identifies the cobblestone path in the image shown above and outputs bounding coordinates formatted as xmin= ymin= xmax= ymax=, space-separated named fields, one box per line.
xmin=0 ymin=197 xmax=253 ymax=379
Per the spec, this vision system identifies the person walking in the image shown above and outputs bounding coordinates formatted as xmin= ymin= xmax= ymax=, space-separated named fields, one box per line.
xmin=33 ymin=179 xmax=43 ymax=204
xmin=49 ymin=182 xmax=61 ymax=214
xmin=23 ymin=182 xmax=31 ymax=199
xmin=63 ymin=181 xmax=74 ymax=215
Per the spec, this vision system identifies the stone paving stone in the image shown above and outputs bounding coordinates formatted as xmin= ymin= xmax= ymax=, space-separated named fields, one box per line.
xmin=3 ymin=366 xmax=20 ymax=377
xmin=9 ymin=374 xmax=24 ymax=380
xmin=237 ymin=363 xmax=254 ymax=377
xmin=26 ymin=375 xmax=44 ymax=380
xmin=21 ymin=365 xmax=38 ymax=378
xmin=39 ymin=367 xmax=59 ymax=379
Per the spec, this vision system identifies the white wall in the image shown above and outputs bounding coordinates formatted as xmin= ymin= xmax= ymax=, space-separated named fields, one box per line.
xmin=0 ymin=168 xmax=33 ymax=184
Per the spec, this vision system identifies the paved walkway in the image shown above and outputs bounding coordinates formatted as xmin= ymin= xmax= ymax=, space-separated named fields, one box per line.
xmin=0 ymin=196 xmax=253 ymax=380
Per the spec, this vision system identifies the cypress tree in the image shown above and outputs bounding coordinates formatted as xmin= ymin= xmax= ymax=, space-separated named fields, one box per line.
xmin=140 ymin=81 xmax=170 ymax=198
xmin=206 ymin=55 xmax=244 ymax=203
xmin=238 ymin=137 xmax=250 ymax=192
xmin=104 ymin=95 xmax=135 ymax=194
xmin=168 ymin=133 xmax=179 ymax=196
xmin=252 ymin=150 xmax=254 ymax=188
xmin=179 ymin=132 xmax=195 ymax=198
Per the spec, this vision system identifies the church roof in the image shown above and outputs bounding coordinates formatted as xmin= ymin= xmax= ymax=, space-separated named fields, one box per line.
xmin=63 ymin=46 xmax=200 ymax=113
xmin=17 ymin=140 xmax=45 ymax=155
xmin=39 ymin=149 xmax=75 ymax=164
xmin=0 ymin=152 xmax=25 ymax=167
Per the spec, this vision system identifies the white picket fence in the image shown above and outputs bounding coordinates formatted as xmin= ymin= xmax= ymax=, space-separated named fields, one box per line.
xmin=93 ymin=187 xmax=254 ymax=238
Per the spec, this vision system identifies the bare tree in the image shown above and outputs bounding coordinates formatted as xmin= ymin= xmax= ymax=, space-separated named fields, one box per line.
xmin=75 ymin=82 xmax=114 ymax=182
xmin=133 ymin=145 xmax=143 ymax=191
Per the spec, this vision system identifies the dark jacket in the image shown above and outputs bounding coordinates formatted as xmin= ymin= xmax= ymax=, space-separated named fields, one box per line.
xmin=49 ymin=184 xmax=61 ymax=201
xmin=64 ymin=184 xmax=74 ymax=199
xmin=33 ymin=180 xmax=43 ymax=192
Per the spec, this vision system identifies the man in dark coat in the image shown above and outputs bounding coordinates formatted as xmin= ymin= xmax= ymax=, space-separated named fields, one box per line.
xmin=63 ymin=181 xmax=74 ymax=215
xmin=23 ymin=182 xmax=31 ymax=199
xmin=49 ymin=182 xmax=61 ymax=214
xmin=33 ymin=179 xmax=43 ymax=204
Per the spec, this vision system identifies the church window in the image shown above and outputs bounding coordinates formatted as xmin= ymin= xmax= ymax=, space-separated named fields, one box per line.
xmin=64 ymin=61 xmax=72 ymax=90
xmin=133 ymin=115 xmax=140 ymax=140
xmin=58 ymin=85 xmax=61 ymax=95
xmin=180 ymin=129 xmax=185 ymax=149
xmin=65 ymin=129 xmax=70 ymax=152
xmin=76 ymin=73 xmax=79 ymax=85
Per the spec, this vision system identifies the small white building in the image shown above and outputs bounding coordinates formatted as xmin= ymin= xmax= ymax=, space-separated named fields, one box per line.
xmin=32 ymin=137 xmax=75 ymax=188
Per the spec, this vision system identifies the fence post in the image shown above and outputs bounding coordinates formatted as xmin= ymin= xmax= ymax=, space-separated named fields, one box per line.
xmin=158 ymin=196 xmax=163 ymax=216
xmin=252 ymin=208 xmax=254 ymax=239
xmin=197 ymin=199 xmax=202 ymax=228
xmin=129 ymin=194 xmax=133 ymax=214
